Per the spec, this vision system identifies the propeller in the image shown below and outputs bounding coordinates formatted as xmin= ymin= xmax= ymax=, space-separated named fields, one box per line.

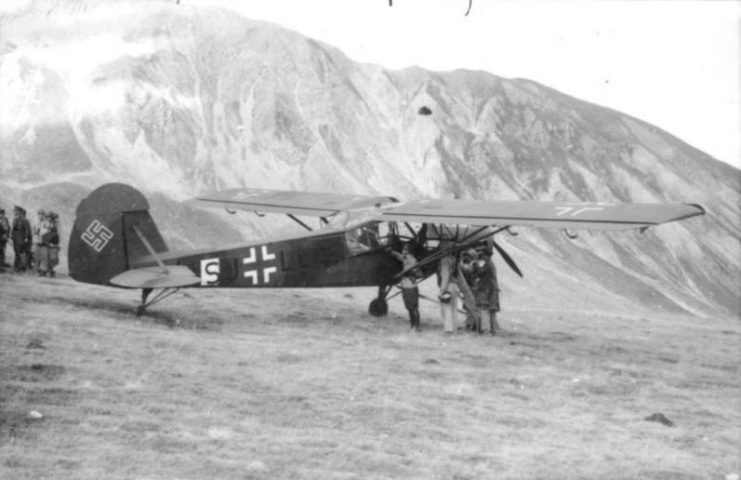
xmin=389 ymin=224 xmax=524 ymax=282
xmin=490 ymin=239 xmax=524 ymax=278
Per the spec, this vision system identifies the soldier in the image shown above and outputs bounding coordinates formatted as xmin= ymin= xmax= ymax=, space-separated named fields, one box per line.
xmin=37 ymin=212 xmax=60 ymax=277
xmin=0 ymin=208 xmax=9 ymax=271
xmin=458 ymin=248 xmax=479 ymax=331
xmin=31 ymin=209 xmax=46 ymax=270
xmin=11 ymin=206 xmax=32 ymax=272
xmin=437 ymin=241 xmax=459 ymax=333
xmin=471 ymin=244 xmax=499 ymax=335
xmin=479 ymin=243 xmax=501 ymax=334
xmin=391 ymin=243 xmax=422 ymax=331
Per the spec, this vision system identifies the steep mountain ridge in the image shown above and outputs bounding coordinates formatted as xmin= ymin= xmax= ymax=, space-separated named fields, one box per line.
xmin=0 ymin=2 xmax=738 ymax=317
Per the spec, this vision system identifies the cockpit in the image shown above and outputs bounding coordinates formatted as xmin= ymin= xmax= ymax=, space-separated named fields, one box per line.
xmin=322 ymin=205 xmax=397 ymax=255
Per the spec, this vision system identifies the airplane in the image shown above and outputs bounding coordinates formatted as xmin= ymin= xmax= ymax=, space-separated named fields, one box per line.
xmin=67 ymin=183 xmax=705 ymax=316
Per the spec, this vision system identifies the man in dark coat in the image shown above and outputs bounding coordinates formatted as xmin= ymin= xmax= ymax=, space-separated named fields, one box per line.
xmin=480 ymin=243 xmax=501 ymax=334
xmin=11 ymin=206 xmax=32 ymax=272
xmin=0 ymin=208 xmax=9 ymax=271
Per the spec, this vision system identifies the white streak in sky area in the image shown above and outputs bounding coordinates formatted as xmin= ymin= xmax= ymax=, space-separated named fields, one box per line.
xmin=22 ymin=35 xmax=155 ymax=78
xmin=1 ymin=34 xmax=156 ymax=120
xmin=1 ymin=0 xmax=738 ymax=167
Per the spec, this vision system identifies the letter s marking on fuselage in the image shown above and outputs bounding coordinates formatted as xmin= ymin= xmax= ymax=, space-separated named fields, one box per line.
xmin=200 ymin=258 xmax=220 ymax=286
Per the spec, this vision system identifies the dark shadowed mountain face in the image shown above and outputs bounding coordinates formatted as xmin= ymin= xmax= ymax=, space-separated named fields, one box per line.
xmin=1 ymin=2 xmax=738 ymax=317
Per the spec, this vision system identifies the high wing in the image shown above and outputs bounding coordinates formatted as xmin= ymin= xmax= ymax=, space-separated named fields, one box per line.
xmin=188 ymin=188 xmax=704 ymax=230
xmin=188 ymin=188 xmax=399 ymax=217
xmin=381 ymin=199 xmax=705 ymax=230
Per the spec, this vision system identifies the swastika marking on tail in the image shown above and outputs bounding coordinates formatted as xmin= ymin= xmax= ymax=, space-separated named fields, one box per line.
xmin=81 ymin=220 xmax=114 ymax=252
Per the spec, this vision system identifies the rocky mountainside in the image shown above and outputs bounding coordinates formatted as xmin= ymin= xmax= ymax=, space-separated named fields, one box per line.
xmin=1 ymin=1 xmax=738 ymax=317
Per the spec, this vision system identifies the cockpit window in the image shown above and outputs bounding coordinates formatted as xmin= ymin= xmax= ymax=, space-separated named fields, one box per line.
xmin=345 ymin=222 xmax=381 ymax=254
xmin=328 ymin=206 xmax=383 ymax=230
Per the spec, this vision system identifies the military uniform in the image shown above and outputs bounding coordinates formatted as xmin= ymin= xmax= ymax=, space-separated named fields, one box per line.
xmin=471 ymin=252 xmax=500 ymax=334
xmin=392 ymin=247 xmax=421 ymax=331
xmin=0 ymin=209 xmax=9 ymax=270
xmin=11 ymin=207 xmax=32 ymax=272
xmin=36 ymin=212 xmax=60 ymax=277
xmin=438 ymin=253 xmax=459 ymax=333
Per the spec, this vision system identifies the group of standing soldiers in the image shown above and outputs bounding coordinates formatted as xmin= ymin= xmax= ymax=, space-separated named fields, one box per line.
xmin=393 ymin=239 xmax=501 ymax=335
xmin=0 ymin=206 xmax=60 ymax=277
xmin=438 ymin=242 xmax=500 ymax=335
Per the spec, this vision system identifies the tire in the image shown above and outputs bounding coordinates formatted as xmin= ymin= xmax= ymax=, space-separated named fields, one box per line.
xmin=369 ymin=298 xmax=388 ymax=317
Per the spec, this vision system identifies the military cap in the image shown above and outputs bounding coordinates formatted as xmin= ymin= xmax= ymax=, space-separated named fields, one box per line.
xmin=464 ymin=248 xmax=478 ymax=258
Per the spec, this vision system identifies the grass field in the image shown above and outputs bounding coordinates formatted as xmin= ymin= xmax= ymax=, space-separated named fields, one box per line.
xmin=1 ymin=273 xmax=739 ymax=479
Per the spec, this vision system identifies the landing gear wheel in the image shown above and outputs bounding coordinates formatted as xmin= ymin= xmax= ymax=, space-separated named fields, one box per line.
xmin=369 ymin=298 xmax=388 ymax=317
xmin=137 ymin=288 xmax=153 ymax=316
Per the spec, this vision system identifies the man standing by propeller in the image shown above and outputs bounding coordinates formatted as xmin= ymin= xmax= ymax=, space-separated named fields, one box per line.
xmin=437 ymin=241 xmax=459 ymax=334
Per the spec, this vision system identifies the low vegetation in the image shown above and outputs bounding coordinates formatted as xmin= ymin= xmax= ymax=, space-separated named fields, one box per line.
xmin=1 ymin=273 xmax=738 ymax=479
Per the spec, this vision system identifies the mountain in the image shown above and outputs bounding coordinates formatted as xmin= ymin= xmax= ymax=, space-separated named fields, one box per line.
xmin=0 ymin=1 xmax=738 ymax=317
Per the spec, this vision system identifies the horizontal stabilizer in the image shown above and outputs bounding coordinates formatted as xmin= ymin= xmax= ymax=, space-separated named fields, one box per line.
xmin=110 ymin=266 xmax=200 ymax=289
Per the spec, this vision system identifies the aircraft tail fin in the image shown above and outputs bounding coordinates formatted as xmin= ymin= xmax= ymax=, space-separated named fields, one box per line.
xmin=68 ymin=183 xmax=169 ymax=286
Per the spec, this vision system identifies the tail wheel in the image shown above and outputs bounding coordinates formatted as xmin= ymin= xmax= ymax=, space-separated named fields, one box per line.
xmin=369 ymin=298 xmax=388 ymax=317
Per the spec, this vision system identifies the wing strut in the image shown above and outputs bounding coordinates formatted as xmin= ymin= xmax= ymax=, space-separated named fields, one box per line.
xmin=392 ymin=225 xmax=524 ymax=282
xmin=287 ymin=214 xmax=313 ymax=231
xmin=392 ymin=225 xmax=492 ymax=282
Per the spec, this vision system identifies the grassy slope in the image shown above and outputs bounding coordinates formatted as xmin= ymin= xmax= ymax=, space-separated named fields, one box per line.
xmin=0 ymin=273 xmax=739 ymax=480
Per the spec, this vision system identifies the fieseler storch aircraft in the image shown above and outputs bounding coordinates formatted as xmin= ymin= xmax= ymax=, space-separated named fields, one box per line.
xmin=68 ymin=183 xmax=704 ymax=316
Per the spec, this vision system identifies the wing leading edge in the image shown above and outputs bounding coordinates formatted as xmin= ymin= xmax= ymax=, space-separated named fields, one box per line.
xmin=188 ymin=188 xmax=399 ymax=217
xmin=381 ymin=199 xmax=705 ymax=230
xmin=188 ymin=188 xmax=704 ymax=230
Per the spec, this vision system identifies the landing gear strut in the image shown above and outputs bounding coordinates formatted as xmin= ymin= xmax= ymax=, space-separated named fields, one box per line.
xmin=368 ymin=285 xmax=389 ymax=317
xmin=136 ymin=288 xmax=153 ymax=316
xmin=136 ymin=287 xmax=181 ymax=316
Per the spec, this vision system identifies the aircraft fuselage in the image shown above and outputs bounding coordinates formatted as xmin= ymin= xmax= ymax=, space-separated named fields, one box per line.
xmin=167 ymin=226 xmax=402 ymax=289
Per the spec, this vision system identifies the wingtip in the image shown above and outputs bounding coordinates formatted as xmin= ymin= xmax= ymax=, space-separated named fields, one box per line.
xmin=685 ymin=203 xmax=706 ymax=216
